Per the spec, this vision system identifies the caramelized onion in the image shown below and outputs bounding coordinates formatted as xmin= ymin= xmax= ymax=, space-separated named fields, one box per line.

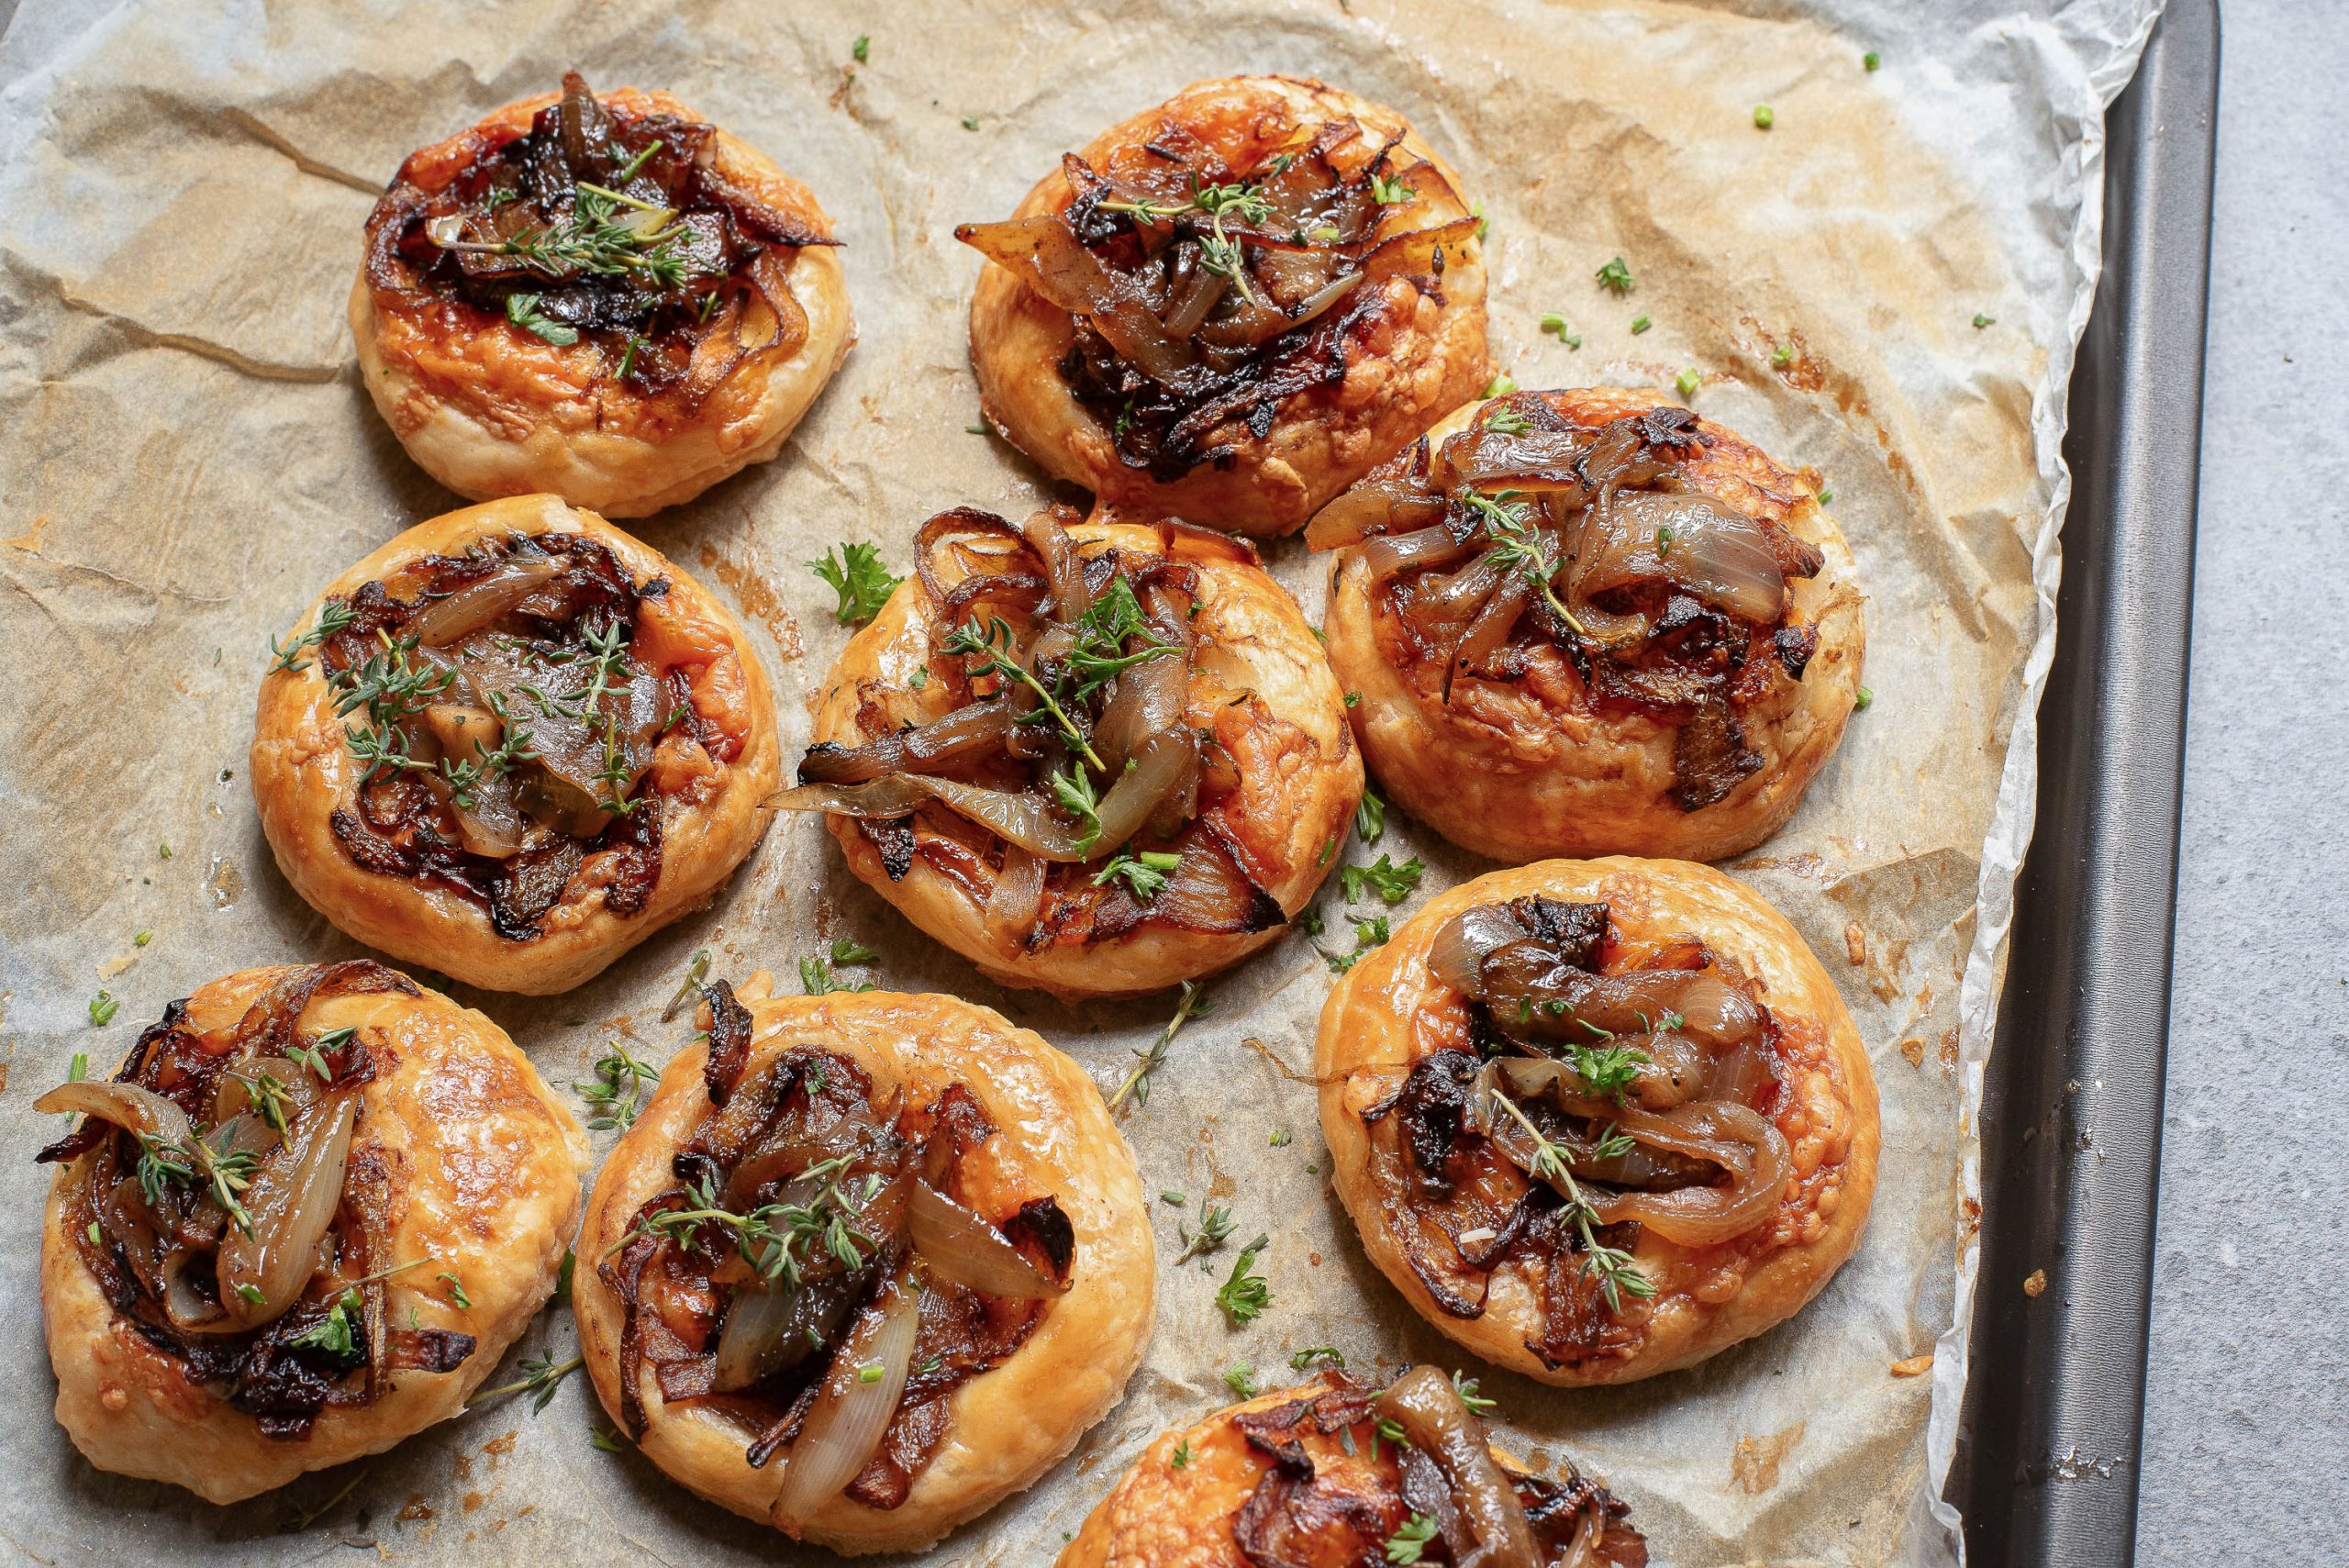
xmin=1375 ymin=1366 xmax=1537 ymax=1568
xmin=1083 ymin=728 xmax=1196 ymax=857
xmin=983 ymin=847 xmax=1045 ymax=953
xmin=1672 ymin=971 xmax=1765 ymax=1046
xmin=916 ymin=778 xmax=1097 ymax=861
xmin=1359 ymin=524 xmax=1473 ymax=581
xmin=1093 ymin=646 xmax=1188 ymax=769
xmin=1446 ymin=575 xmax=1530 ymax=695
xmin=1489 ymin=1062 xmax=1790 ymax=1248
xmin=905 ymin=1180 xmax=1066 ymax=1298
xmin=955 ymin=216 xmax=1194 ymax=384
xmin=1019 ymin=508 xmax=1091 ymax=624
xmin=1424 ymin=906 xmax=1532 ymax=996
xmin=35 ymin=1081 xmax=191 ymax=1146
xmin=1581 ymin=490 xmax=1786 ymax=623
xmin=1306 ymin=478 xmax=1448 ymax=550
xmin=768 ymin=776 xmax=933 ymax=819
xmin=1583 ymin=1099 xmax=1790 ymax=1246
xmin=217 ymin=1094 xmax=358 ymax=1329
xmin=796 ymin=704 xmax=1015 ymax=786
xmin=406 ymin=556 xmax=562 ymax=647
xmin=771 ymin=1270 xmax=924 ymax=1529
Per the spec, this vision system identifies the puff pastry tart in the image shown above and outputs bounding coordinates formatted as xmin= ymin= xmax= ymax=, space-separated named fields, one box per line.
xmin=250 ymin=495 xmax=781 ymax=995
xmin=574 ymin=975 xmax=1153 ymax=1553
xmin=1058 ymin=1365 xmax=1646 ymax=1568
xmin=1312 ymin=389 xmax=1864 ymax=862
xmin=774 ymin=506 xmax=1361 ymax=999
xmin=958 ymin=75 xmax=1489 ymax=538
xmin=355 ymin=71 xmax=852 ymax=517
xmin=32 ymin=962 xmax=585 ymax=1503
xmin=1317 ymin=860 xmax=1877 ymax=1385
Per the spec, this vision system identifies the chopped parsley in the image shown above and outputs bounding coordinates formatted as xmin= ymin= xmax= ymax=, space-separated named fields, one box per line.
xmin=1215 ymin=1234 xmax=1273 ymax=1325
xmin=1596 ymin=255 xmax=1635 ymax=294
xmin=1353 ymin=783 xmax=1386 ymax=845
xmin=809 ymin=541 xmax=903 ymax=625
xmin=1386 ymin=1515 xmax=1441 ymax=1564
xmin=1094 ymin=850 xmax=1181 ymax=900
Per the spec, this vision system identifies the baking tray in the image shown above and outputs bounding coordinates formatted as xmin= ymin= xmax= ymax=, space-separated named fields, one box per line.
xmin=1945 ymin=1 xmax=2218 ymax=1563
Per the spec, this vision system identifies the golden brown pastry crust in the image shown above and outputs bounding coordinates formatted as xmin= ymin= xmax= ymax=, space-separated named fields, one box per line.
xmin=1315 ymin=859 xmax=1878 ymax=1385
xmin=573 ymin=977 xmax=1155 ymax=1554
xmin=1054 ymin=1379 xmax=1558 ymax=1568
xmin=352 ymin=86 xmax=853 ymax=518
xmin=1324 ymin=390 xmax=1864 ymax=862
xmin=249 ymin=495 xmax=782 ymax=995
xmin=810 ymin=517 xmax=1360 ymax=1000
xmin=968 ymin=75 xmax=1489 ymax=538
xmin=39 ymin=966 xmax=586 ymax=1503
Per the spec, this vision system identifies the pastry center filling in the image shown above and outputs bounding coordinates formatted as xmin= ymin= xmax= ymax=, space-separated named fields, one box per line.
xmin=277 ymin=528 xmax=745 ymax=940
xmin=605 ymin=984 xmax=1075 ymax=1524
xmin=34 ymin=961 xmax=477 ymax=1441
xmin=1362 ymin=897 xmax=1793 ymax=1367
xmin=365 ymin=71 xmax=833 ymax=402
xmin=773 ymin=507 xmax=1295 ymax=952
xmin=955 ymin=106 xmax=1478 ymax=479
xmin=1308 ymin=397 xmax=1830 ymax=809
xmin=1223 ymin=1368 xmax=1647 ymax=1568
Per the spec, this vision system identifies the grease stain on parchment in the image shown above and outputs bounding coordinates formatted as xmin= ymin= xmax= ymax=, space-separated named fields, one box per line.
xmin=1731 ymin=1419 xmax=1809 ymax=1495
xmin=697 ymin=544 xmax=803 ymax=660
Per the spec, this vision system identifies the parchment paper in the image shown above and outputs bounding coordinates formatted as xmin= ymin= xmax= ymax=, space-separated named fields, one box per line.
xmin=0 ymin=2 xmax=2157 ymax=1562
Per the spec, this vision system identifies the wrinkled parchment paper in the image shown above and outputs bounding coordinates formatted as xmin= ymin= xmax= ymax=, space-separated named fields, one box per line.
xmin=0 ymin=1 xmax=2158 ymax=1562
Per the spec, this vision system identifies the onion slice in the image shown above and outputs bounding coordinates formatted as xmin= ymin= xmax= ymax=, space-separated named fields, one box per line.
xmin=1375 ymin=1366 xmax=1537 ymax=1568
xmin=982 ymin=847 xmax=1045 ymax=954
xmin=954 ymin=215 xmax=1194 ymax=385
xmin=905 ymin=1180 xmax=1066 ymax=1298
xmin=771 ymin=1269 xmax=924 ymax=1530
xmin=217 ymin=1094 xmax=359 ymax=1329
xmin=35 ymin=1081 xmax=192 ymax=1147
xmin=1581 ymin=490 xmax=1787 ymax=623
xmin=406 ymin=556 xmax=562 ymax=647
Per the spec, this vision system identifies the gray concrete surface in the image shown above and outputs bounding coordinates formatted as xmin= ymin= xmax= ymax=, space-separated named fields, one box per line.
xmin=2134 ymin=0 xmax=2349 ymax=1559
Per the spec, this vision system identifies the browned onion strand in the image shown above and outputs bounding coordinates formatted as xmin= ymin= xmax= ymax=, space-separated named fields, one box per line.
xmin=1375 ymin=1366 xmax=1539 ymax=1568
xmin=955 ymin=216 xmax=1195 ymax=384
xmin=983 ymin=846 xmax=1046 ymax=951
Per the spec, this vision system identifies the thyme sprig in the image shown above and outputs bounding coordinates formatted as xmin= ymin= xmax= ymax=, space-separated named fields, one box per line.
xmin=1172 ymin=1192 xmax=1235 ymax=1266
xmin=469 ymin=1351 xmax=585 ymax=1413
xmin=1464 ymin=489 xmax=1586 ymax=637
xmin=267 ymin=601 xmax=357 ymax=674
xmin=624 ymin=1160 xmax=877 ymax=1287
xmin=943 ymin=616 xmax=1105 ymax=769
xmin=136 ymin=1128 xmax=262 ymax=1236
xmin=575 ymin=1041 xmax=660 ymax=1131
xmin=1486 ymin=1091 xmax=1655 ymax=1311
xmin=1109 ymin=980 xmax=1209 ymax=1110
